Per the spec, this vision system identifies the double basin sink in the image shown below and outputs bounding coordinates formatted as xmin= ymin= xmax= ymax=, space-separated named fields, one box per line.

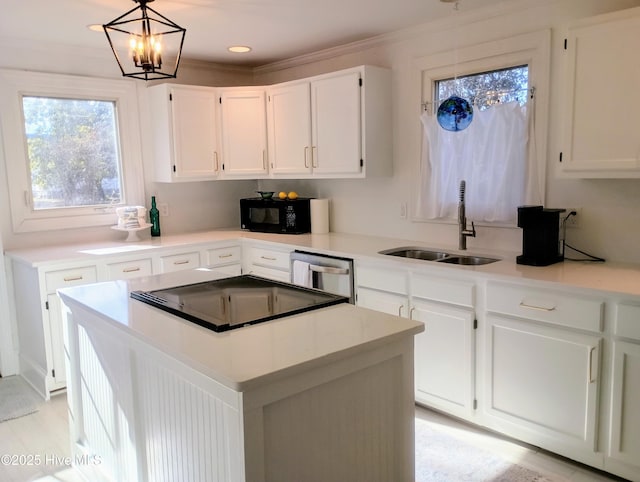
xmin=379 ymin=247 xmax=500 ymax=265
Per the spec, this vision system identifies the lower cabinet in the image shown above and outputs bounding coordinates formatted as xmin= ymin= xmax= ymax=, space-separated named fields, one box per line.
xmin=412 ymin=299 xmax=475 ymax=420
xmin=484 ymin=279 xmax=605 ymax=466
xmin=244 ymin=245 xmax=292 ymax=282
xmin=356 ymin=286 xmax=408 ymax=317
xmin=484 ymin=315 xmax=601 ymax=462
xmin=606 ymin=304 xmax=640 ymax=480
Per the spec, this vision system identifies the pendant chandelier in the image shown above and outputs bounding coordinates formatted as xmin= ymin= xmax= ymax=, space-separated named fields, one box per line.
xmin=103 ymin=0 xmax=186 ymax=81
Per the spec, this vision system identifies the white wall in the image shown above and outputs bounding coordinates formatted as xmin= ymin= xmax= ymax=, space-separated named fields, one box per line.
xmin=255 ymin=0 xmax=640 ymax=263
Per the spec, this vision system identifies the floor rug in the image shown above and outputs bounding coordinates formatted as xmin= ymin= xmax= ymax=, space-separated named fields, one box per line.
xmin=0 ymin=376 xmax=42 ymax=422
xmin=415 ymin=417 xmax=567 ymax=482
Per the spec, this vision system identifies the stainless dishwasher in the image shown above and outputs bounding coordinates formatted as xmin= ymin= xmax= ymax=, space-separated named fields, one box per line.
xmin=290 ymin=250 xmax=355 ymax=304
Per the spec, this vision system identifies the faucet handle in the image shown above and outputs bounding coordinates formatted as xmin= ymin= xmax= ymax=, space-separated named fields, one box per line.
xmin=470 ymin=221 xmax=476 ymax=236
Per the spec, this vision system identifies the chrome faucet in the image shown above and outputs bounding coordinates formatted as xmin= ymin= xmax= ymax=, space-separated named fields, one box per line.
xmin=458 ymin=180 xmax=476 ymax=250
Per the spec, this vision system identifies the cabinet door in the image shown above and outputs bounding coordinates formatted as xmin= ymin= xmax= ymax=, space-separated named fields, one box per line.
xmin=608 ymin=340 xmax=640 ymax=471
xmin=267 ymin=83 xmax=312 ymax=175
xmin=47 ymin=294 xmax=67 ymax=388
xmin=356 ymin=287 xmax=409 ymax=318
xmin=412 ymin=299 xmax=475 ymax=419
xmin=219 ymin=89 xmax=268 ymax=177
xmin=310 ymin=72 xmax=362 ymax=176
xmin=562 ymin=9 xmax=640 ymax=177
xmin=170 ymin=86 xmax=220 ymax=179
xmin=484 ymin=315 xmax=601 ymax=456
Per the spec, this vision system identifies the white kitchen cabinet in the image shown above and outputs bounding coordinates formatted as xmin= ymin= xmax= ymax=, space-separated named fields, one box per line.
xmin=218 ymin=88 xmax=268 ymax=178
xmin=267 ymin=65 xmax=391 ymax=179
xmin=606 ymin=303 xmax=640 ymax=480
xmin=148 ymin=84 xmax=220 ymax=182
xmin=156 ymin=249 xmax=201 ymax=274
xmin=561 ymin=7 xmax=640 ymax=178
xmin=411 ymin=273 xmax=476 ymax=420
xmin=11 ymin=261 xmax=97 ymax=398
xmin=357 ymin=286 xmax=409 ymax=317
xmin=244 ymin=245 xmax=292 ymax=282
xmin=484 ymin=281 xmax=604 ymax=466
xmin=204 ymin=244 xmax=242 ymax=276
xmin=105 ymin=257 xmax=153 ymax=280
xmin=356 ymin=263 xmax=409 ymax=315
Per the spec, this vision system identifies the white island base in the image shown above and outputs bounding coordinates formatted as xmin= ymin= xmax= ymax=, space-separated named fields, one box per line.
xmin=60 ymin=275 xmax=421 ymax=482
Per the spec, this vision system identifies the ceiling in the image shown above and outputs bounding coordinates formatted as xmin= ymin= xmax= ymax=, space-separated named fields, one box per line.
xmin=2 ymin=0 xmax=510 ymax=67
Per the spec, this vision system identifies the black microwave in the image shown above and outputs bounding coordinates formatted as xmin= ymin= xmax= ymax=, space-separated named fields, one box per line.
xmin=240 ymin=198 xmax=311 ymax=234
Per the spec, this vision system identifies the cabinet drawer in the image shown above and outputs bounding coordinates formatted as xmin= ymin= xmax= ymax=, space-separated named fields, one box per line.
xmin=486 ymin=281 xmax=603 ymax=332
xmin=249 ymin=247 xmax=291 ymax=271
xmin=356 ymin=265 xmax=408 ymax=295
xmin=247 ymin=265 xmax=291 ymax=283
xmin=158 ymin=251 xmax=201 ymax=273
xmin=615 ymin=304 xmax=640 ymax=340
xmin=206 ymin=246 xmax=241 ymax=266
xmin=45 ymin=266 xmax=97 ymax=293
xmin=412 ymin=272 xmax=474 ymax=308
xmin=106 ymin=258 xmax=153 ymax=280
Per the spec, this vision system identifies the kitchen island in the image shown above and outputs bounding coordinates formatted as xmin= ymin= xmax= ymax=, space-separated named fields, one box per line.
xmin=58 ymin=268 xmax=424 ymax=482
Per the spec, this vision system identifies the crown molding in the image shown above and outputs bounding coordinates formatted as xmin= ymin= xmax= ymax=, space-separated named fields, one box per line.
xmin=253 ymin=0 xmax=557 ymax=75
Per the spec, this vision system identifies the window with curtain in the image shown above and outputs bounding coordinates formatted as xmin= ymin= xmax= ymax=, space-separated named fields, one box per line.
xmin=416 ymin=65 xmax=542 ymax=224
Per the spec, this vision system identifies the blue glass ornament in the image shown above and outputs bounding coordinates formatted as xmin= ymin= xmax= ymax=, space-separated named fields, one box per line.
xmin=437 ymin=96 xmax=474 ymax=132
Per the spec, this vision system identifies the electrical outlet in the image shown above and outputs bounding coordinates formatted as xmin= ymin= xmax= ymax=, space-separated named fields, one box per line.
xmin=158 ymin=203 xmax=169 ymax=217
xmin=400 ymin=202 xmax=407 ymax=219
xmin=564 ymin=208 xmax=580 ymax=228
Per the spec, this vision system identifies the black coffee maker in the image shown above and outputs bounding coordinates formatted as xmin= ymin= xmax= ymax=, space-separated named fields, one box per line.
xmin=516 ymin=206 xmax=566 ymax=266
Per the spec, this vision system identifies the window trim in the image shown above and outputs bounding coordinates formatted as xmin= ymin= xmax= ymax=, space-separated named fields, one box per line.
xmin=0 ymin=70 xmax=145 ymax=233
xmin=412 ymin=29 xmax=551 ymax=226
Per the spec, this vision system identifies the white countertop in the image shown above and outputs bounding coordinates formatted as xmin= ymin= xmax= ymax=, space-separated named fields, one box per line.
xmin=8 ymin=228 xmax=640 ymax=297
xmin=58 ymin=268 xmax=424 ymax=392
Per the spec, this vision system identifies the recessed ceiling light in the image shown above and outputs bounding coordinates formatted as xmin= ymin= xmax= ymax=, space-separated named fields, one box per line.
xmin=228 ymin=46 xmax=252 ymax=53
xmin=87 ymin=24 xmax=104 ymax=32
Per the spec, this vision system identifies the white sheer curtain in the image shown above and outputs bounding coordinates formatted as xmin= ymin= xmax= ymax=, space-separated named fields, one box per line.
xmin=416 ymin=101 xmax=541 ymax=224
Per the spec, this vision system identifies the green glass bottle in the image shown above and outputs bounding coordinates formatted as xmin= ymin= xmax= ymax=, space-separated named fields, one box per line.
xmin=150 ymin=196 xmax=161 ymax=237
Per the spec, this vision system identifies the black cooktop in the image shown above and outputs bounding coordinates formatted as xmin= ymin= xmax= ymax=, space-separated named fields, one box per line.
xmin=131 ymin=275 xmax=348 ymax=333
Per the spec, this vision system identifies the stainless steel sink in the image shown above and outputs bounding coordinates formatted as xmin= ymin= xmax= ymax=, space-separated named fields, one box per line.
xmin=437 ymin=255 xmax=500 ymax=266
xmin=378 ymin=247 xmax=449 ymax=261
xmin=379 ymin=247 xmax=500 ymax=265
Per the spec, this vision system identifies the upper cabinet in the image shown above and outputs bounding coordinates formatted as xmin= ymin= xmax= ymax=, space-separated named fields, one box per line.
xmin=560 ymin=7 xmax=640 ymax=178
xmin=148 ymin=84 xmax=221 ymax=182
xmin=218 ymin=88 xmax=268 ymax=178
xmin=267 ymin=65 xmax=392 ymax=179
xmin=147 ymin=65 xmax=392 ymax=182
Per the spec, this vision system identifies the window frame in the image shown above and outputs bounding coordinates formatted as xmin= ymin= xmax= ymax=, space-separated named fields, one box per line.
xmin=0 ymin=70 xmax=145 ymax=233
xmin=413 ymin=30 xmax=551 ymax=226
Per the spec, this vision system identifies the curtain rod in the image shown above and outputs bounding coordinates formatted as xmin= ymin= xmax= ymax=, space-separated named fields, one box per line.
xmin=421 ymin=87 xmax=535 ymax=113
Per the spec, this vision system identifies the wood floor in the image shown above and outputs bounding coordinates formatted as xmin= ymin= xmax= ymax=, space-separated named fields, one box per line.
xmin=0 ymin=391 xmax=627 ymax=482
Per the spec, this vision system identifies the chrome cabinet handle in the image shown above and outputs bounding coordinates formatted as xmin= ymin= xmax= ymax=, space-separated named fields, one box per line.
xmin=122 ymin=267 xmax=141 ymax=273
xmin=409 ymin=307 xmax=416 ymax=319
xmin=519 ymin=301 xmax=556 ymax=312
xmin=398 ymin=305 xmax=403 ymax=317
xmin=308 ymin=264 xmax=349 ymax=275
xmin=260 ymin=255 xmax=277 ymax=261
xmin=173 ymin=260 xmax=190 ymax=265
xmin=312 ymin=146 xmax=318 ymax=168
xmin=304 ymin=146 xmax=310 ymax=168
xmin=218 ymin=253 xmax=233 ymax=259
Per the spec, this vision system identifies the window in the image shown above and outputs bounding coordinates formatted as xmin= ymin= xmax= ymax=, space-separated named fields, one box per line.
xmin=23 ymin=96 xmax=123 ymax=210
xmin=414 ymin=30 xmax=551 ymax=225
xmin=0 ymin=70 xmax=144 ymax=232
xmin=435 ymin=65 xmax=529 ymax=111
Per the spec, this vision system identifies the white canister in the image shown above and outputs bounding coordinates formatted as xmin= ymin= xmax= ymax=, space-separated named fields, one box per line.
xmin=310 ymin=198 xmax=330 ymax=234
